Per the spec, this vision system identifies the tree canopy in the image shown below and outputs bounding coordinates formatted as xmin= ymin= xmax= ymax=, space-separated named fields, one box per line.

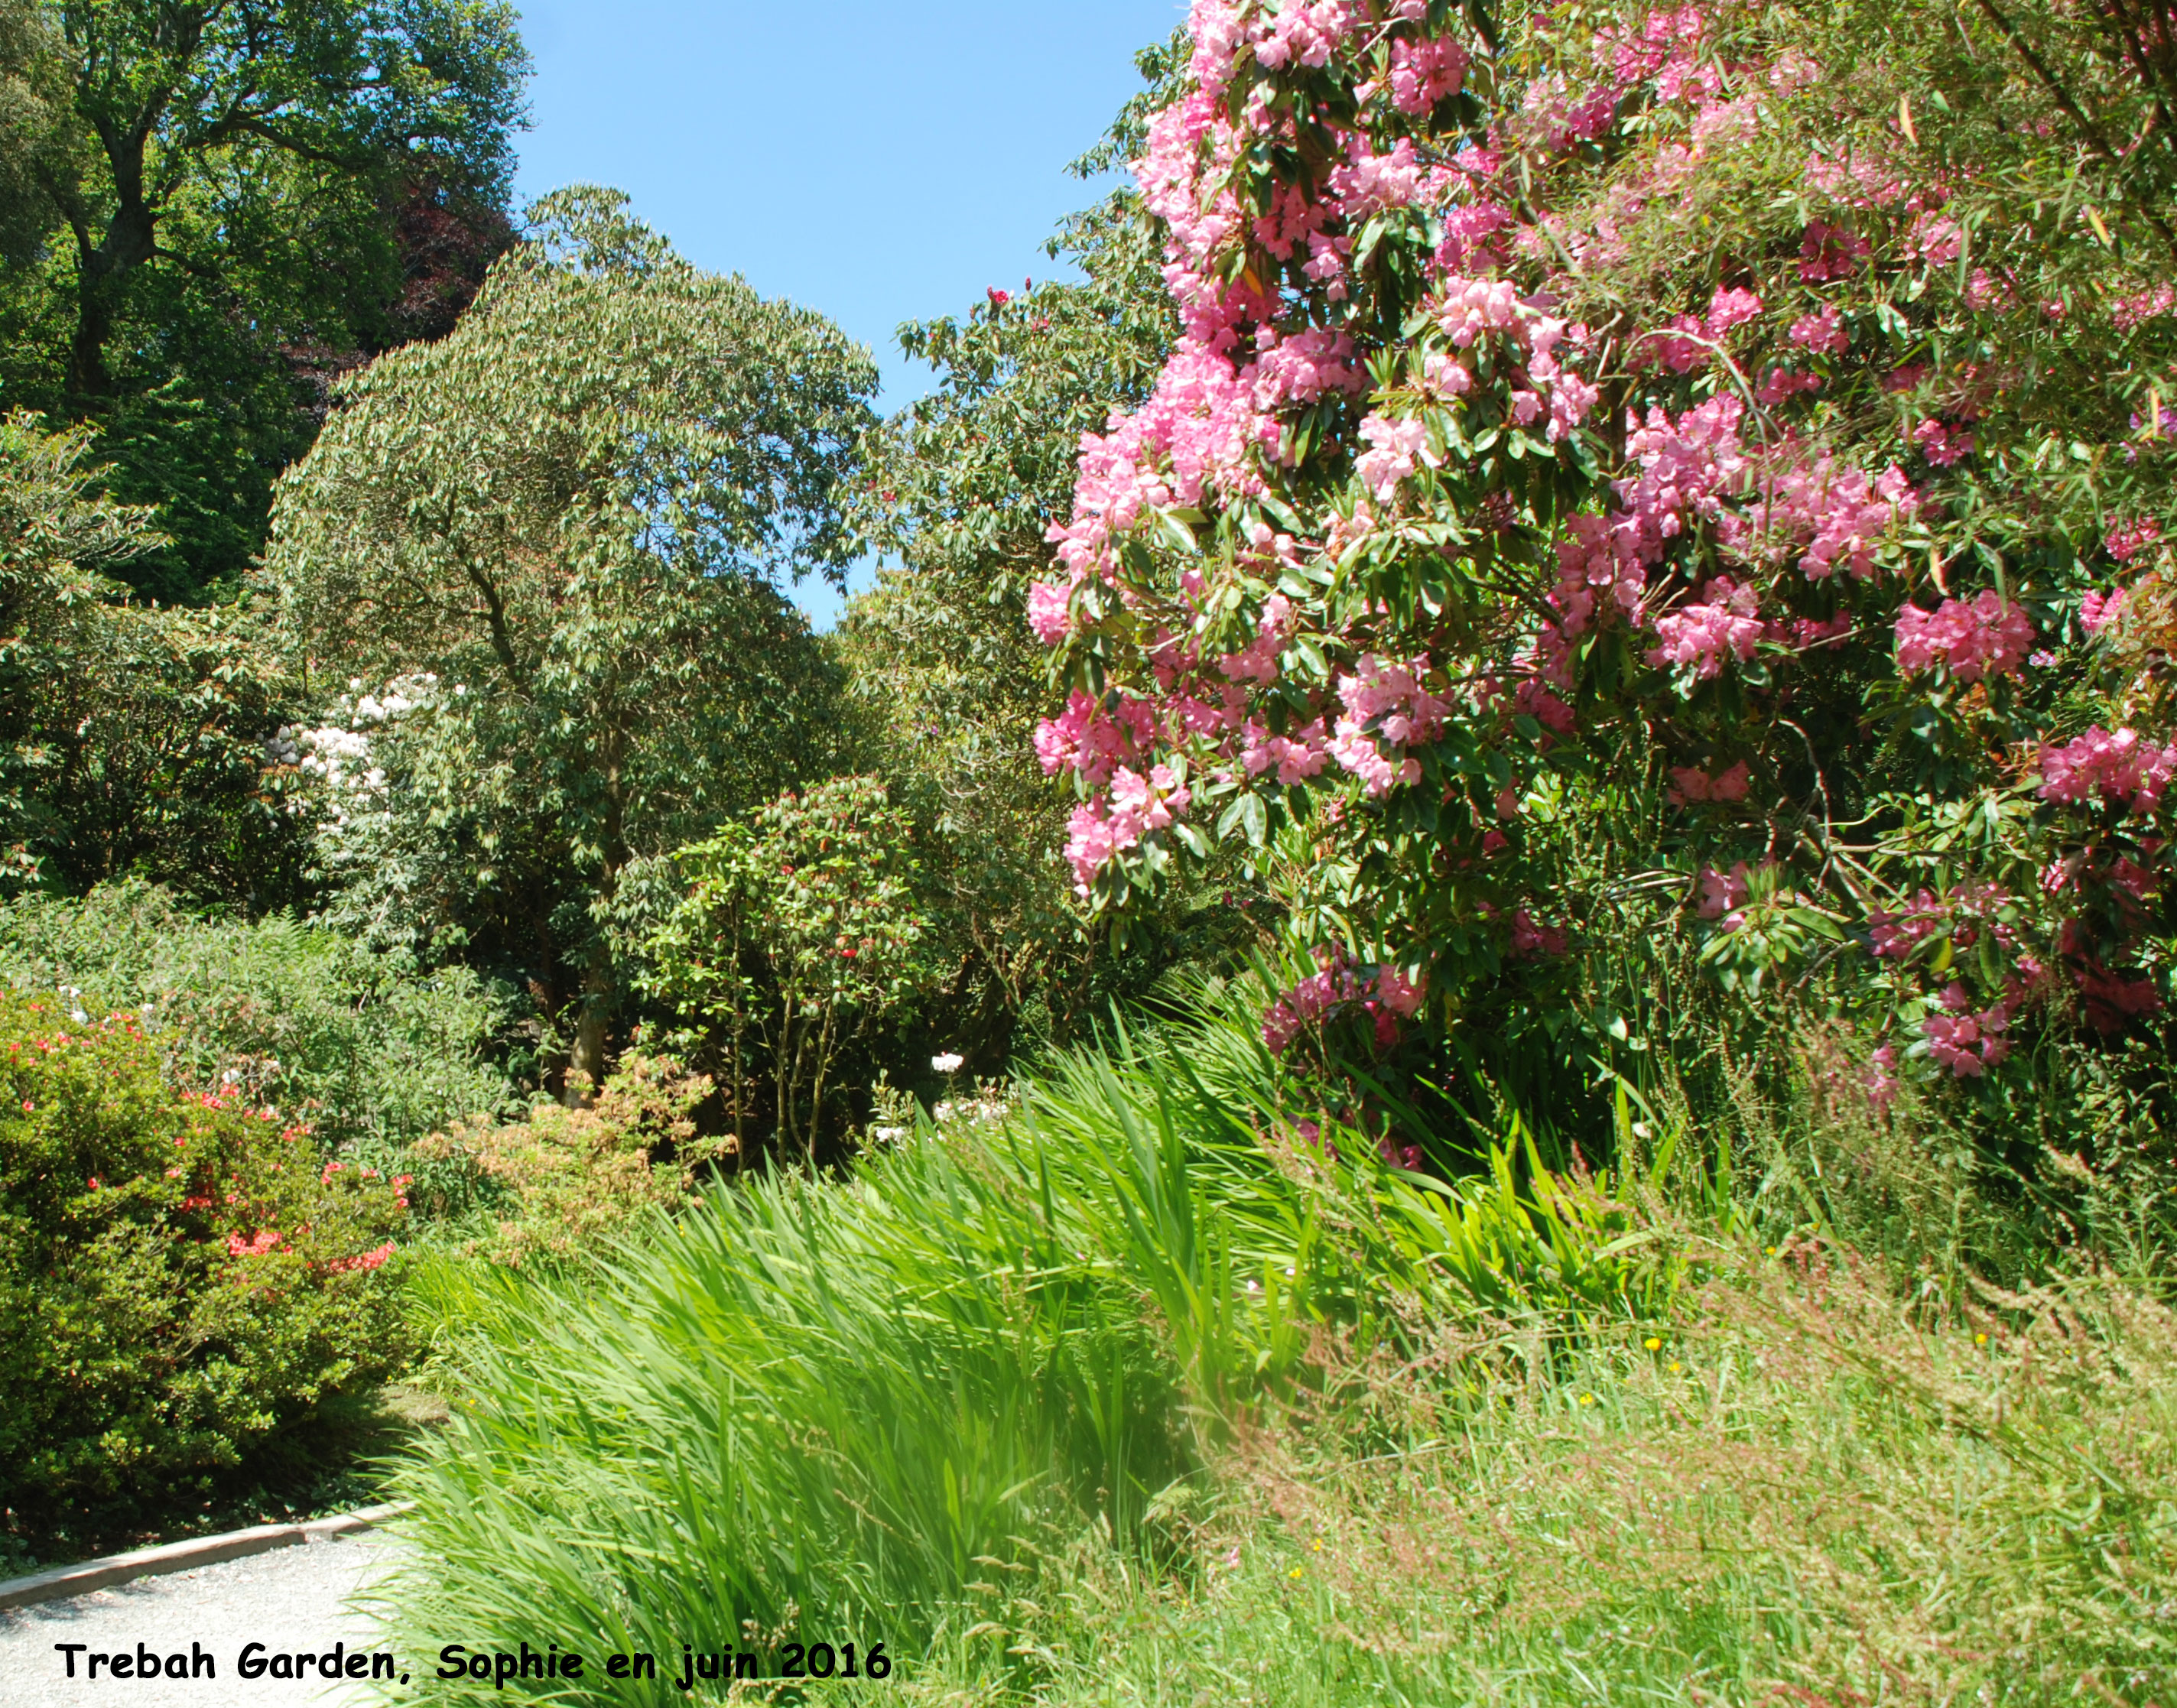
xmin=265 ymin=188 xmax=880 ymax=1096
xmin=0 ymin=0 xmax=531 ymax=600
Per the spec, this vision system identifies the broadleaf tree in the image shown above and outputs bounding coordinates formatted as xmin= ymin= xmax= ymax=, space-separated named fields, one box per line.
xmin=265 ymin=188 xmax=881 ymax=1099
xmin=0 ymin=0 xmax=531 ymax=600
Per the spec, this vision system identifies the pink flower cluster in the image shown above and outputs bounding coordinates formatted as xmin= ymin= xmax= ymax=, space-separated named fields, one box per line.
xmin=1262 ymin=958 xmax=1425 ymax=1056
xmin=1893 ymin=592 xmax=2034 ymax=682
xmin=1797 ymin=220 xmax=1872 ymax=282
xmin=1217 ymin=591 xmax=1297 ymax=685
xmin=1697 ymin=861 xmax=1751 ymax=925
xmin=1758 ymin=454 xmax=1919 ymax=580
xmin=2080 ymin=586 xmax=2129 ymax=634
xmin=1668 ymin=760 xmax=1750 ymax=804
xmin=1635 ymin=286 xmax=1762 ymax=374
xmin=1509 ymin=910 xmax=1568 ymax=957
xmin=1756 ymin=365 xmax=1822 ymax=407
xmin=2038 ymin=726 xmax=2177 ymax=813
xmin=1387 ymin=34 xmax=1467 ymax=113
xmin=1035 ymin=690 xmax=1156 ymax=785
xmin=1062 ymin=764 xmax=1194 ymax=895
xmin=1911 ymin=418 xmax=1974 ymax=466
xmin=2104 ymin=517 xmax=2161 ymax=563
xmin=1649 ymin=576 xmax=1765 ymax=677
xmin=1868 ymin=882 xmax=2013 ymax=960
xmin=327 ymin=1241 xmax=396 ymax=1275
xmin=1355 ymin=413 xmax=1433 ymax=502
xmin=1329 ymin=655 xmax=1451 ymax=795
xmin=1922 ymin=983 xmax=2014 ymax=1076
xmin=1027 ymin=580 xmax=1076 ymax=644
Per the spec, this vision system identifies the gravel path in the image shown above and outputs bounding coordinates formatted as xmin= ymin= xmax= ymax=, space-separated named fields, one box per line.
xmin=0 ymin=1531 xmax=411 ymax=1707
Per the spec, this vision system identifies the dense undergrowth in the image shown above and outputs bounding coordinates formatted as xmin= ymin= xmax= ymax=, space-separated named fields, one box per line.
xmin=374 ymin=983 xmax=2177 ymax=1705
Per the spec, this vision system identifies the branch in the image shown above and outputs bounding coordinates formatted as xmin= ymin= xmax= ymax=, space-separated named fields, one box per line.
xmin=1971 ymin=0 xmax=2177 ymax=260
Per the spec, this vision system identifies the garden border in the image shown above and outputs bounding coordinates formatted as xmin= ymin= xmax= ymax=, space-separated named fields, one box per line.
xmin=0 ymin=1502 xmax=413 ymax=1613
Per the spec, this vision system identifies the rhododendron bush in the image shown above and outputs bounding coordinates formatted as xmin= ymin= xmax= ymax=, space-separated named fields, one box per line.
xmin=1032 ymin=0 xmax=2177 ymax=1122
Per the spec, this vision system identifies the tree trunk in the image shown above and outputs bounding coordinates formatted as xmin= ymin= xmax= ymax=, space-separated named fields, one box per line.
xmin=775 ymin=991 xmax=797 ymax=1154
xmin=564 ymin=974 xmax=611 ymax=1108
xmin=807 ymin=1004 xmax=836 ymax=1169
xmin=61 ymin=132 xmax=160 ymax=408
xmin=728 ymin=910 xmax=745 ymax=1154
xmin=561 ymin=737 xmax=629 ymax=1108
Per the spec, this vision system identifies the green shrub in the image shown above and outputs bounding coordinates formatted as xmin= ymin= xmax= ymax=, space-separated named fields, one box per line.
xmin=407 ymin=1051 xmax=727 ymax=1268
xmin=0 ymin=993 xmax=409 ymax=1522
xmin=0 ymin=879 xmax=514 ymax=1146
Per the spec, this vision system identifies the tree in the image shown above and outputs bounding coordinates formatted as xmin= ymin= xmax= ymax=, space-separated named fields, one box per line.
xmin=647 ymin=777 xmax=934 ymax=1162
xmin=0 ymin=411 xmax=302 ymax=902
xmin=0 ymin=0 xmax=530 ymax=601
xmin=0 ymin=0 xmax=67 ymax=267
xmin=265 ymin=189 xmax=881 ymax=1099
xmin=841 ymin=32 xmax=1256 ymax=1062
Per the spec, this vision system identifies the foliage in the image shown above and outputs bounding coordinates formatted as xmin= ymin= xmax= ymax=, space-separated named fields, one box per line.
xmin=379 ymin=987 xmax=1687 ymax=1700
xmin=647 ymin=775 xmax=935 ymax=1160
xmin=1025 ymin=0 xmax=2177 ymax=1161
xmin=385 ymin=986 xmax=2175 ymax=1705
xmin=0 ymin=0 xmax=531 ymax=602
xmin=0 ymin=409 xmax=310 ymax=903
xmin=937 ymin=1256 xmax=2176 ymax=1707
xmin=406 ymin=1050 xmax=724 ymax=1268
xmin=0 ymin=0 xmax=64 ymax=267
xmin=0 ymin=992 xmax=409 ymax=1525
xmin=0 ymin=880 xmax=512 ymax=1147
xmin=265 ymin=189 xmax=877 ymax=1096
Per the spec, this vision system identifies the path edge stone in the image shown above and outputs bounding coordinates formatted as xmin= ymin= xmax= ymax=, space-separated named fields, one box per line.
xmin=0 ymin=1503 xmax=414 ymax=1613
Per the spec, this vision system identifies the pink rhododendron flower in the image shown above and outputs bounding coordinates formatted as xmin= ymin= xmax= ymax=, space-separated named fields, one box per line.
xmin=1354 ymin=413 xmax=1431 ymax=501
xmin=1789 ymin=305 xmax=1848 ymax=354
xmin=1922 ymin=984 xmax=2014 ymax=1076
xmin=1375 ymin=965 xmax=1425 ymax=1015
xmin=1387 ymin=32 xmax=1467 ymax=113
xmin=1761 ymin=455 xmax=1919 ymax=579
xmin=1697 ymin=862 xmax=1751 ymax=921
xmin=1863 ymin=1044 xmax=1899 ymax=1113
xmin=2104 ymin=517 xmax=2161 ymax=563
xmin=1034 ymin=689 xmax=1157 ymax=785
xmin=1649 ymin=578 xmax=1765 ymax=677
xmin=1756 ymin=365 xmax=1823 ymax=406
xmin=1668 ymin=760 xmax=1751 ymax=804
xmin=1026 ymin=579 xmax=1075 ymax=645
xmin=1893 ymin=592 xmax=2033 ymax=682
xmin=2038 ymin=727 xmax=2177 ymax=813
xmin=1509 ymin=910 xmax=1568 ymax=957
xmin=1798 ymin=220 xmax=1872 ymax=282
xmin=1911 ymin=417 xmax=1974 ymax=466
xmin=1868 ymin=882 xmax=2013 ymax=960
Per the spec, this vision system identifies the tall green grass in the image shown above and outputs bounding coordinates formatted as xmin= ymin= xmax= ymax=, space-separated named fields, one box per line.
xmin=379 ymin=1008 xmax=1660 ymax=1702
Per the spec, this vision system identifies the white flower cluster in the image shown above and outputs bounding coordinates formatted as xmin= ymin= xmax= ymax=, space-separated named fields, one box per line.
xmin=288 ymin=673 xmax=450 ymax=826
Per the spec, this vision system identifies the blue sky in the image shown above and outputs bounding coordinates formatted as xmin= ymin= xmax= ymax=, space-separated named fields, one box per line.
xmin=512 ymin=0 xmax=1186 ymax=626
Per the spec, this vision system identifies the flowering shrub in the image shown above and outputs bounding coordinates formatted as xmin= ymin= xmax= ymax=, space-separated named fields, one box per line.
xmin=1027 ymin=0 xmax=2177 ymax=1119
xmin=647 ymin=777 xmax=937 ymax=1160
xmin=0 ymin=995 xmax=408 ymax=1518
xmin=408 ymin=1051 xmax=724 ymax=1269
